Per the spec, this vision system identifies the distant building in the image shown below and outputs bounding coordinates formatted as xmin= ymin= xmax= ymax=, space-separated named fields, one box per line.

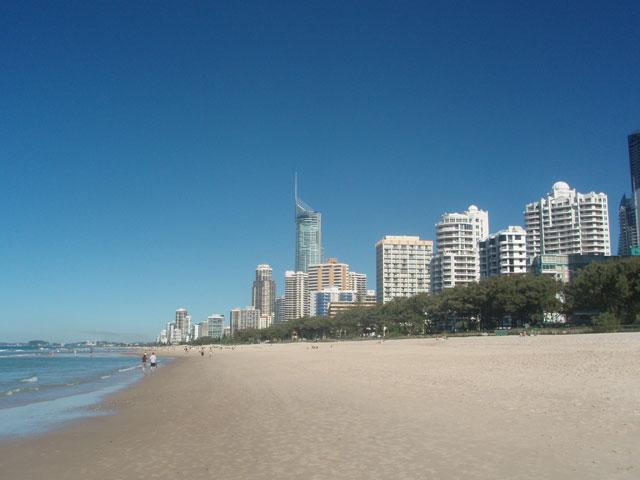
xmin=431 ymin=205 xmax=489 ymax=292
xmin=348 ymin=272 xmax=367 ymax=301
xmin=258 ymin=315 xmax=272 ymax=330
xmin=168 ymin=326 xmax=182 ymax=345
xmin=206 ymin=314 xmax=224 ymax=339
xmin=158 ymin=329 xmax=168 ymax=345
xmin=174 ymin=308 xmax=192 ymax=343
xmin=479 ymin=226 xmax=527 ymax=278
xmin=619 ymin=132 xmax=640 ymax=255
xmin=284 ymin=271 xmax=309 ymax=320
xmin=252 ymin=264 xmax=276 ymax=320
xmin=295 ymin=179 xmax=322 ymax=273
xmin=193 ymin=322 xmax=208 ymax=340
xmin=530 ymin=254 xmax=611 ymax=283
xmin=274 ymin=296 xmax=285 ymax=324
xmin=223 ymin=326 xmax=231 ymax=338
xmin=364 ymin=289 xmax=376 ymax=303
xmin=629 ymin=132 xmax=640 ymax=243
xmin=524 ymin=181 xmax=610 ymax=262
xmin=376 ymin=235 xmax=434 ymax=304
xmin=307 ymin=258 xmax=350 ymax=291
xmin=618 ymin=195 xmax=638 ymax=256
xmin=310 ymin=287 xmax=357 ymax=316
xmin=230 ymin=307 xmax=260 ymax=335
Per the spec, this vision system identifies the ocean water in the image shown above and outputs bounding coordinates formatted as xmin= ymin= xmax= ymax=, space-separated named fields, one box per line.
xmin=0 ymin=346 xmax=151 ymax=439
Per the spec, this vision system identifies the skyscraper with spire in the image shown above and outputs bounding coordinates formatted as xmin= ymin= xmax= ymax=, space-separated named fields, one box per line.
xmin=618 ymin=131 xmax=640 ymax=255
xmin=629 ymin=131 xmax=640 ymax=249
xmin=295 ymin=175 xmax=322 ymax=272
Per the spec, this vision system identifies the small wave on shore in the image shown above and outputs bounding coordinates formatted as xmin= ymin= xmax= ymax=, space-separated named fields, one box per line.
xmin=117 ymin=366 xmax=137 ymax=372
xmin=20 ymin=376 xmax=38 ymax=383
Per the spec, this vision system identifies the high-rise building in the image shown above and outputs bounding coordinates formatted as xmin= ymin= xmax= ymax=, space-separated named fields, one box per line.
xmin=229 ymin=307 xmax=260 ymax=335
xmin=193 ymin=322 xmax=208 ymax=340
xmin=206 ymin=314 xmax=224 ymax=339
xmin=479 ymin=226 xmax=527 ymax=278
xmin=618 ymin=195 xmax=638 ymax=256
xmin=619 ymin=132 xmax=640 ymax=255
xmin=376 ymin=235 xmax=434 ymax=304
xmin=295 ymin=179 xmax=322 ymax=272
xmin=524 ymin=182 xmax=610 ymax=261
xmin=431 ymin=205 xmax=489 ymax=293
xmin=174 ymin=308 xmax=191 ymax=343
xmin=348 ymin=272 xmax=367 ymax=301
xmin=274 ymin=296 xmax=285 ymax=324
xmin=252 ymin=264 xmax=276 ymax=319
xmin=284 ymin=271 xmax=309 ymax=320
xmin=307 ymin=258 xmax=349 ymax=291
xmin=629 ymin=132 xmax=640 ymax=242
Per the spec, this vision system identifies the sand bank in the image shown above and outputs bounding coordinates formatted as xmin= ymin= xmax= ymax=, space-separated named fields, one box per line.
xmin=0 ymin=333 xmax=639 ymax=479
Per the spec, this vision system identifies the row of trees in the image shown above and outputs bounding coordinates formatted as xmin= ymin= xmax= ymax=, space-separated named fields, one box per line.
xmin=205 ymin=257 xmax=640 ymax=344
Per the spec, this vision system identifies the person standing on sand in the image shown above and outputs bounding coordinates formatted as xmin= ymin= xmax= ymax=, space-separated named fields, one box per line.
xmin=149 ymin=352 xmax=157 ymax=370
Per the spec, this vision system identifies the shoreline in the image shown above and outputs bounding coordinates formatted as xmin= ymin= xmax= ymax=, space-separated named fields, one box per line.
xmin=0 ymin=351 xmax=179 ymax=443
xmin=0 ymin=334 xmax=638 ymax=479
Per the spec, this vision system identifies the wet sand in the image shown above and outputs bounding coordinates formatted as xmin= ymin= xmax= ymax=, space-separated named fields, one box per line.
xmin=1 ymin=333 xmax=639 ymax=479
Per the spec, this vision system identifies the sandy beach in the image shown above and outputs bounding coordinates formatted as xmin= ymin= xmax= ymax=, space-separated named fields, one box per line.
xmin=1 ymin=333 xmax=639 ymax=479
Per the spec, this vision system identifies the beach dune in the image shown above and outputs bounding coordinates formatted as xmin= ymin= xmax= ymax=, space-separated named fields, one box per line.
xmin=0 ymin=333 xmax=639 ymax=479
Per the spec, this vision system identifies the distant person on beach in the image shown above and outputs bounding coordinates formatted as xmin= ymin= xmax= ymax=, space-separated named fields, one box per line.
xmin=142 ymin=352 xmax=148 ymax=369
xmin=150 ymin=352 xmax=157 ymax=370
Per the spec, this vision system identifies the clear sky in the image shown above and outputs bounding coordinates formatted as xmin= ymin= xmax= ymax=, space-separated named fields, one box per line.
xmin=1 ymin=1 xmax=638 ymax=342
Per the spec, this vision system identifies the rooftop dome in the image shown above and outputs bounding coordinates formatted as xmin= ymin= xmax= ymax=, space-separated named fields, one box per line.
xmin=552 ymin=181 xmax=570 ymax=191
xmin=467 ymin=205 xmax=478 ymax=212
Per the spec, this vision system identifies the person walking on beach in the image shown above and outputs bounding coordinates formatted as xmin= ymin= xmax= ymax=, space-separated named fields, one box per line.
xmin=141 ymin=352 xmax=148 ymax=370
xmin=149 ymin=352 xmax=157 ymax=370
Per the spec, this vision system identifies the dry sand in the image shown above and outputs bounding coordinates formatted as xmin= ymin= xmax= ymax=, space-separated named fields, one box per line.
xmin=1 ymin=333 xmax=639 ymax=479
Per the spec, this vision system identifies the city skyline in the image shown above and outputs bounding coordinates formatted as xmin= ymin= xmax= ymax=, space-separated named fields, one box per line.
xmin=1 ymin=2 xmax=638 ymax=342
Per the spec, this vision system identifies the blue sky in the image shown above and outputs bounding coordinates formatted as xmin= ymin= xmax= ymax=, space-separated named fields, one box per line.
xmin=1 ymin=1 xmax=638 ymax=342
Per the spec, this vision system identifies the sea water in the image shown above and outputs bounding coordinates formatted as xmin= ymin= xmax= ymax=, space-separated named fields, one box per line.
xmin=0 ymin=346 xmax=150 ymax=439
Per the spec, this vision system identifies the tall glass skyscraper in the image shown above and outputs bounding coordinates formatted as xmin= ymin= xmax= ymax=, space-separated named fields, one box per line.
xmin=295 ymin=178 xmax=322 ymax=272
xmin=618 ymin=194 xmax=637 ymax=256
xmin=629 ymin=132 xmax=640 ymax=244
xmin=619 ymin=132 xmax=640 ymax=255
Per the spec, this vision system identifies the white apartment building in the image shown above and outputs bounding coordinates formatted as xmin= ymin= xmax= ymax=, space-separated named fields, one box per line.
xmin=479 ymin=226 xmax=527 ymax=278
xmin=174 ymin=308 xmax=191 ymax=343
xmin=258 ymin=314 xmax=272 ymax=330
xmin=284 ymin=271 xmax=309 ymax=320
xmin=348 ymin=271 xmax=367 ymax=300
xmin=524 ymin=181 xmax=610 ymax=261
xmin=229 ymin=307 xmax=260 ymax=335
xmin=431 ymin=205 xmax=489 ymax=292
xmin=375 ymin=235 xmax=434 ymax=304
xmin=206 ymin=314 xmax=224 ymax=339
